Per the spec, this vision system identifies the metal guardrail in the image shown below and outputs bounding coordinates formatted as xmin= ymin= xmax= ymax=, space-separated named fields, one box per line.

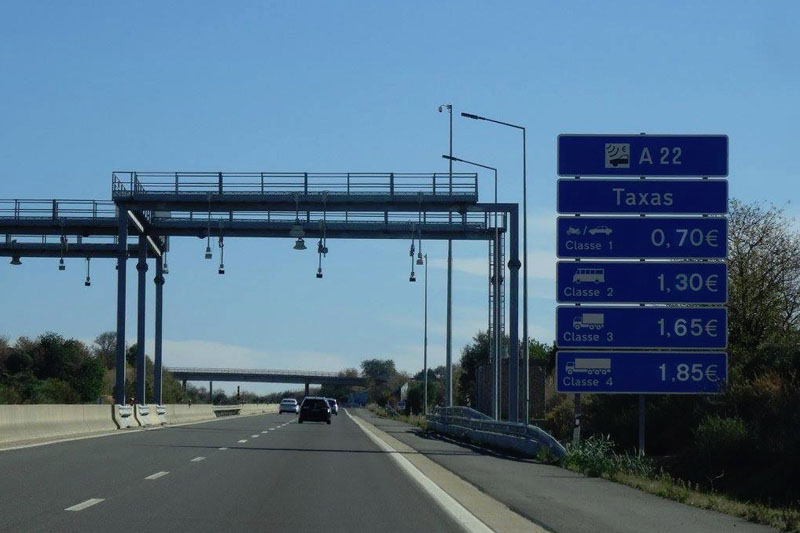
xmin=112 ymin=171 xmax=479 ymax=197
xmin=428 ymin=406 xmax=567 ymax=458
xmin=0 ymin=200 xmax=117 ymax=220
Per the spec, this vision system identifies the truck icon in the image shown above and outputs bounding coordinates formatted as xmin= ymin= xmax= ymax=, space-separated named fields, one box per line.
xmin=572 ymin=313 xmax=604 ymax=330
xmin=566 ymin=358 xmax=611 ymax=375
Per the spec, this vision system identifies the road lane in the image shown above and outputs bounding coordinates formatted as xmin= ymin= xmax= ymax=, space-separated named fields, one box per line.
xmin=0 ymin=412 xmax=463 ymax=532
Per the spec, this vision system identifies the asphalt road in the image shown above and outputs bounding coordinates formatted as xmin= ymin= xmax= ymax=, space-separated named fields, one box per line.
xmin=0 ymin=411 xmax=463 ymax=532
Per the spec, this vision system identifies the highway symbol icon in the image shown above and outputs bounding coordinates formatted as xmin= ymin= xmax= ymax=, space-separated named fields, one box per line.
xmin=605 ymin=143 xmax=630 ymax=169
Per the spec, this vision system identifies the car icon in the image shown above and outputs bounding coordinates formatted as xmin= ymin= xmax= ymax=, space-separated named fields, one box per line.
xmin=609 ymin=156 xmax=629 ymax=167
xmin=567 ymin=226 xmax=581 ymax=235
xmin=588 ymin=225 xmax=612 ymax=235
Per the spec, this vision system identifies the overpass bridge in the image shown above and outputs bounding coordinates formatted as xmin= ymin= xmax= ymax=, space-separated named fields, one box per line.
xmin=165 ymin=367 xmax=366 ymax=396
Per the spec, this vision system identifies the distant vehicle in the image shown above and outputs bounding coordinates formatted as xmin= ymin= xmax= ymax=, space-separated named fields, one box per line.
xmin=567 ymin=226 xmax=582 ymax=235
xmin=326 ymin=398 xmax=339 ymax=415
xmin=279 ymin=398 xmax=299 ymax=414
xmin=588 ymin=225 xmax=612 ymax=235
xmin=572 ymin=313 xmax=605 ymax=330
xmin=572 ymin=268 xmax=605 ymax=284
xmin=298 ymin=397 xmax=331 ymax=424
xmin=566 ymin=358 xmax=611 ymax=375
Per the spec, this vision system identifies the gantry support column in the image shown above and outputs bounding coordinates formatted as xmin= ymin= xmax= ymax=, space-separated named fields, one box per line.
xmin=304 ymin=382 xmax=310 ymax=397
xmin=114 ymin=212 xmax=128 ymax=405
xmin=493 ymin=230 xmax=502 ymax=420
xmin=507 ymin=206 xmax=521 ymax=423
xmin=136 ymin=235 xmax=148 ymax=405
xmin=154 ymin=254 xmax=164 ymax=405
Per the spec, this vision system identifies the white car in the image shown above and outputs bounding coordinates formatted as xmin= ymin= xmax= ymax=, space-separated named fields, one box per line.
xmin=279 ymin=398 xmax=299 ymax=414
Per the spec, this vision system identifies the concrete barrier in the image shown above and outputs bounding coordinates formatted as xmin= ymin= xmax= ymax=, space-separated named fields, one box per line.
xmin=0 ymin=404 xmax=118 ymax=446
xmin=113 ymin=404 xmax=137 ymax=429
xmin=146 ymin=404 xmax=164 ymax=426
xmin=134 ymin=404 xmax=152 ymax=427
xmin=155 ymin=405 xmax=167 ymax=425
xmin=163 ymin=404 xmax=215 ymax=425
xmin=239 ymin=403 xmax=279 ymax=416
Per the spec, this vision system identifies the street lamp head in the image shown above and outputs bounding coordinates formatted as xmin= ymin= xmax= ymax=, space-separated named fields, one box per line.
xmin=441 ymin=154 xmax=459 ymax=162
xmin=461 ymin=112 xmax=482 ymax=120
xmin=10 ymin=255 xmax=21 ymax=266
xmin=438 ymin=104 xmax=452 ymax=113
xmin=293 ymin=238 xmax=306 ymax=250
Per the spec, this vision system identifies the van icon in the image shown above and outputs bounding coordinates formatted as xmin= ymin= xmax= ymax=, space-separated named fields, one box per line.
xmin=572 ymin=268 xmax=605 ymax=284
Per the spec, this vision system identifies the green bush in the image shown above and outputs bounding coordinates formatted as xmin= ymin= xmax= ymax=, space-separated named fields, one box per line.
xmin=33 ymin=379 xmax=79 ymax=404
xmin=565 ymin=434 xmax=655 ymax=479
xmin=693 ymin=415 xmax=750 ymax=466
xmin=565 ymin=434 xmax=616 ymax=477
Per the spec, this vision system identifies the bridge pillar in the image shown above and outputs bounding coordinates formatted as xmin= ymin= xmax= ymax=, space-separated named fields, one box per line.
xmin=136 ymin=235 xmax=148 ymax=405
xmin=114 ymin=211 xmax=128 ymax=405
xmin=507 ymin=206 xmax=521 ymax=423
xmin=153 ymin=254 xmax=164 ymax=405
xmin=304 ymin=382 xmax=309 ymax=397
xmin=209 ymin=381 xmax=213 ymax=404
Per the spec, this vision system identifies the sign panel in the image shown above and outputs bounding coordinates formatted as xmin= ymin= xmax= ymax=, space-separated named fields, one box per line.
xmin=555 ymin=351 xmax=727 ymax=394
xmin=557 ymin=179 xmax=728 ymax=214
xmin=557 ymin=216 xmax=727 ymax=259
xmin=556 ymin=306 xmax=727 ymax=349
xmin=556 ymin=261 xmax=727 ymax=304
xmin=557 ymin=134 xmax=728 ymax=177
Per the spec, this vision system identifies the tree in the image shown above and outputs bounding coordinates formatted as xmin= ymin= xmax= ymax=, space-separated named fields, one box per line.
xmin=93 ymin=331 xmax=116 ymax=370
xmin=73 ymin=356 xmax=105 ymax=402
xmin=360 ymin=359 xmax=398 ymax=406
xmin=728 ymin=200 xmax=800 ymax=377
xmin=456 ymin=332 xmax=490 ymax=406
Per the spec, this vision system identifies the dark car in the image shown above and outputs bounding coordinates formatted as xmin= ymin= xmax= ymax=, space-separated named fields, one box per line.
xmin=298 ymin=397 xmax=331 ymax=424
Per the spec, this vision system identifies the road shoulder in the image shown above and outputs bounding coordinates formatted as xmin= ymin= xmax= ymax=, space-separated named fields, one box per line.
xmin=347 ymin=409 xmax=547 ymax=533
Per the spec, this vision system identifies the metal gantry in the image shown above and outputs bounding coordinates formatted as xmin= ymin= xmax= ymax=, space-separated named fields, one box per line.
xmin=1 ymin=171 xmax=521 ymax=419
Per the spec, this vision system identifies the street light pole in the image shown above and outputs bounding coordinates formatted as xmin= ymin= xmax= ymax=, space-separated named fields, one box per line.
xmin=423 ymin=252 xmax=428 ymax=416
xmin=442 ymin=154 xmax=500 ymax=420
xmin=439 ymin=104 xmax=454 ymax=407
xmin=461 ymin=111 xmax=529 ymax=424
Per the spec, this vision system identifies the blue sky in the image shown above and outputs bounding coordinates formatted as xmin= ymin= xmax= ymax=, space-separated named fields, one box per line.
xmin=1 ymin=1 xmax=798 ymax=394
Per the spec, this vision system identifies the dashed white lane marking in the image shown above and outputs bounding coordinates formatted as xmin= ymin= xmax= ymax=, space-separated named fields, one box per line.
xmin=268 ymin=428 xmax=276 ymax=431
xmin=238 ymin=439 xmax=248 ymax=443
xmin=65 ymin=498 xmax=104 ymax=511
xmin=251 ymin=434 xmax=260 ymax=438
xmin=191 ymin=456 xmax=205 ymax=462
xmin=218 ymin=447 xmax=228 ymax=450
xmin=145 ymin=471 xmax=169 ymax=480
xmin=261 ymin=430 xmax=269 ymax=434
xmin=346 ymin=410 xmax=492 ymax=533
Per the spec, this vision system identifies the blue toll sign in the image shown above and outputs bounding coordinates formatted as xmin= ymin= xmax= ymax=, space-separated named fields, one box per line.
xmin=557 ymin=216 xmax=727 ymax=259
xmin=556 ymin=306 xmax=727 ymax=349
xmin=556 ymin=261 xmax=727 ymax=304
xmin=557 ymin=134 xmax=728 ymax=177
xmin=555 ymin=352 xmax=728 ymax=394
xmin=557 ymin=179 xmax=728 ymax=214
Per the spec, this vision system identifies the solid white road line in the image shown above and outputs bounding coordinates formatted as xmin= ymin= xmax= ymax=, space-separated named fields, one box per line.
xmin=65 ymin=498 xmax=104 ymax=512
xmin=145 ymin=471 xmax=169 ymax=480
xmin=346 ymin=410 xmax=492 ymax=533
xmin=191 ymin=457 xmax=206 ymax=462
xmin=238 ymin=439 xmax=248 ymax=443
